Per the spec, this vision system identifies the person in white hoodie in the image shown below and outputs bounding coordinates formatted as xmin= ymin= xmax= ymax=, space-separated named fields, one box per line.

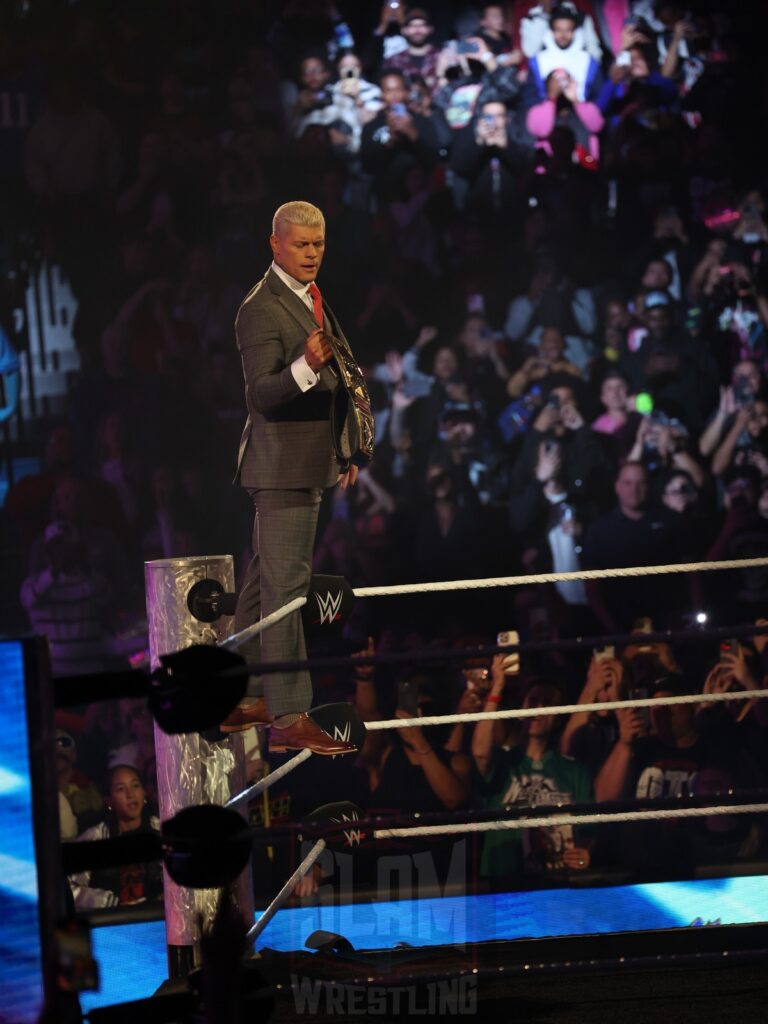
xmin=523 ymin=2 xmax=604 ymax=104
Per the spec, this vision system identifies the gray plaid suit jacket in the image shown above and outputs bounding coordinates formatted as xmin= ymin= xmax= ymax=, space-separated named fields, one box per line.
xmin=234 ymin=268 xmax=350 ymax=489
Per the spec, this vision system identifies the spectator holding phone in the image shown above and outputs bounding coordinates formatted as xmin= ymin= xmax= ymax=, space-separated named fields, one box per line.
xmin=698 ymin=361 xmax=764 ymax=461
xmin=360 ymin=68 xmax=440 ymax=201
xmin=711 ymin=398 xmax=768 ymax=480
xmin=526 ymin=67 xmax=604 ymax=167
xmin=595 ymin=670 xmax=763 ymax=868
xmin=330 ymin=52 xmax=383 ymax=154
xmin=433 ymin=33 xmax=522 ymax=133
xmin=473 ymin=668 xmax=594 ymax=877
xmin=351 ymin=648 xmax=471 ymax=814
xmin=627 ymin=409 xmax=706 ymax=487
xmin=560 ymin=650 xmax=623 ymax=777
xmin=511 ymin=382 xmax=604 ymax=504
xmin=450 ymin=98 xmax=532 ymax=218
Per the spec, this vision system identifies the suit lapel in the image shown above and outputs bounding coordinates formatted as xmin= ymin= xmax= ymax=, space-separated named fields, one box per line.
xmin=322 ymin=299 xmax=353 ymax=356
xmin=267 ymin=267 xmax=317 ymax=336
xmin=268 ymin=268 xmax=353 ymax=367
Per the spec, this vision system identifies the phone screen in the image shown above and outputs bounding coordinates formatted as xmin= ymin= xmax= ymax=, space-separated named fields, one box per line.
xmin=397 ymin=680 xmax=420 ymax=716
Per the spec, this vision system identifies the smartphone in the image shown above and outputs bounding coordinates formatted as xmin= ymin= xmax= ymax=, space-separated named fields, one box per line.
xmin=720 ymin=639 xmax=742 ymax=660
xmin=628 ymin=680 xmax=651 ymax=730
xmin=397 ymin=679 xmax=420 ymax=716
xmin=497 ymin=630 xmax=520 ymax=676
xmin=593 ymin=645 xmax=615 ymax=662
xmin=344 ymin=67 xmax=358 ymax=79
xmin=457 ymin=40 xmax=479 ymax=54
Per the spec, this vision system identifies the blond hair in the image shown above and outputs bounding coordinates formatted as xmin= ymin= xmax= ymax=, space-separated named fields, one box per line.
xmin=272 ymin=201 xmax=325 ymax=237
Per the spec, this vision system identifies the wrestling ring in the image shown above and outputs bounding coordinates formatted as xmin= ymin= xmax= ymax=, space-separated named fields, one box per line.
xmin=55 ymin=554 xmax=768 ymax=1022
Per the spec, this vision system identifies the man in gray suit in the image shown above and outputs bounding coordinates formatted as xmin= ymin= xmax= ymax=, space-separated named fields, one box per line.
xmin=225 ymin=201 xmax=358 ymax=755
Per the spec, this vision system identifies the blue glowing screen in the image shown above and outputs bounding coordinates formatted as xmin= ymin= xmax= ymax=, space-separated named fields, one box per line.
xmin=0 ymin=640 xmax=43 ymax=1024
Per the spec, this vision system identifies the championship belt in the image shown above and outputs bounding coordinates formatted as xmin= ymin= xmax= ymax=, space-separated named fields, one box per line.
xmin=325 ymin=333 xmax=375 ymax=467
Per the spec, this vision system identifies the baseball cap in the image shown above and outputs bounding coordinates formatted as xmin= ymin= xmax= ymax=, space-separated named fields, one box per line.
xmin=403 ymin=8 xmax=431 ymax=25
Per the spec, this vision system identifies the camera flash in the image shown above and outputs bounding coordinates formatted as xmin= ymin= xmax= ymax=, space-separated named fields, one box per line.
xmin=696 ymin=612 xmax=707 ymax=625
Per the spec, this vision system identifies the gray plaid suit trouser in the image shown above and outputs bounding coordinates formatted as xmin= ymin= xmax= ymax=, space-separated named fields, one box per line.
xmin=234 ymin=487 xmax=322 ymax=716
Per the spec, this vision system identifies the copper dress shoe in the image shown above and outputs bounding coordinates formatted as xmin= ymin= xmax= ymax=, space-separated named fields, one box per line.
xmin=220 ymin=698 xmax=273 ymax=733
xmin=269 ymin=713 xmax=357 ymax=756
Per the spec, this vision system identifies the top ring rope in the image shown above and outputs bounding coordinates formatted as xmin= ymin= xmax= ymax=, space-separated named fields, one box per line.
xmin=352 ymin=555 xmax=768 ymax=598
xmin=364 ymin=686 xmax=768 ymax=731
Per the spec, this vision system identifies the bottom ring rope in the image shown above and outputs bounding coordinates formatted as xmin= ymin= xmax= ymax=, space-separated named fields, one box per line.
xmin=372 ymin=802 xmax=768 ymax=840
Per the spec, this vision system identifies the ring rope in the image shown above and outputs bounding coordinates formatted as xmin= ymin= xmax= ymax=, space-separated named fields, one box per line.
xmin=234 ymin=625 xmax=768 ymax=679
xmin=364 ymin=687 xmax=768 ymax=731
xmin=220 ymin=689 xmax=768 ymax=812
xmin=217 ymin=557 xmax=768 ymax=655
xmin=225 ymin=749 xmax=312 ymax=811
xmin=246 ymin=838 xmax=327 ymax=947
xmin=373 ymin=802 xmax=768 ymax=840
xmin=220 ymin=596 xmax=307 ymax=652
xmin=353 ymin=555 xmax=768 ymax=598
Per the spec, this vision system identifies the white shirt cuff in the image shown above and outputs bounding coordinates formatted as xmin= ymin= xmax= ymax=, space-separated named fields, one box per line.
xmin=291 ymin=354 xmax=319 ymax=391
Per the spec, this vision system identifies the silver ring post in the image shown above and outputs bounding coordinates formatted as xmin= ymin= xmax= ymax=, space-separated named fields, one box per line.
xmin=145 ymin=555 xmax=255 ymax=977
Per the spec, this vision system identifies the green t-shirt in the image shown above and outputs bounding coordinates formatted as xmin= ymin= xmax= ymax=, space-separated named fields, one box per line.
xmin=480 ymin=747 xmax=594 ymax=877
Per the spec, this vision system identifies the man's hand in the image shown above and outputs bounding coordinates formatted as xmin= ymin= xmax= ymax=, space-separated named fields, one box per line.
xmin=456 ymin=688 xmax=484 ymax=715
xmin=535 ymin=441 xmax=561 ymax=483
xmin=563 ymin=846 xmax=591 ymax=870
xmin=563 ymin=79 xmax=579 ymax=105
xmin=617 ymin=707 xmax=648 ymax=746
xmin=415 ymin=324 xmax=438 ymax=348
xmin=338 ymin=464 xmax=359 ymax=490
xmin=387 ymin=107 xmax=417 ymax=141
xmin=532 ymin=403 xmax=560 ymax=433
xmin=305 ymin=328 xmax=334 ymax=371
xmin=719 ymin=648 xmax=759 ymax=692
xmin=352 ymin=635 xmax=375 ymax=681
xmin=395 ymin=708 xmax=427 ymax=752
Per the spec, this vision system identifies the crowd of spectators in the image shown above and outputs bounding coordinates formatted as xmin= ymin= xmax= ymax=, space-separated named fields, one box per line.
xmin=2 ymin=0 xmax=768 ymax=896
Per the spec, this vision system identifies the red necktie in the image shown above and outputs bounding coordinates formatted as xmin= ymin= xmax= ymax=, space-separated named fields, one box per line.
xmin=308 ymin=282 xmax=323 ymax=326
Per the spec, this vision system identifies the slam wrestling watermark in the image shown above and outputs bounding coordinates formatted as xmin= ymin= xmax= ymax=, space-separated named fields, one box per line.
xmin=307 ymin=841 xmax=470 ymax=948
xmin=291 ymin=974 xmax=478 ymax=1015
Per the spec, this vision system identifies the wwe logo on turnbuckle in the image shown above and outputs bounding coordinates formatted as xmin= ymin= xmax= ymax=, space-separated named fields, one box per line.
xmin=314 ymin=589 xmax=343 ymax=625
xmin=330 ymin=805 xmax=363 ymax=848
